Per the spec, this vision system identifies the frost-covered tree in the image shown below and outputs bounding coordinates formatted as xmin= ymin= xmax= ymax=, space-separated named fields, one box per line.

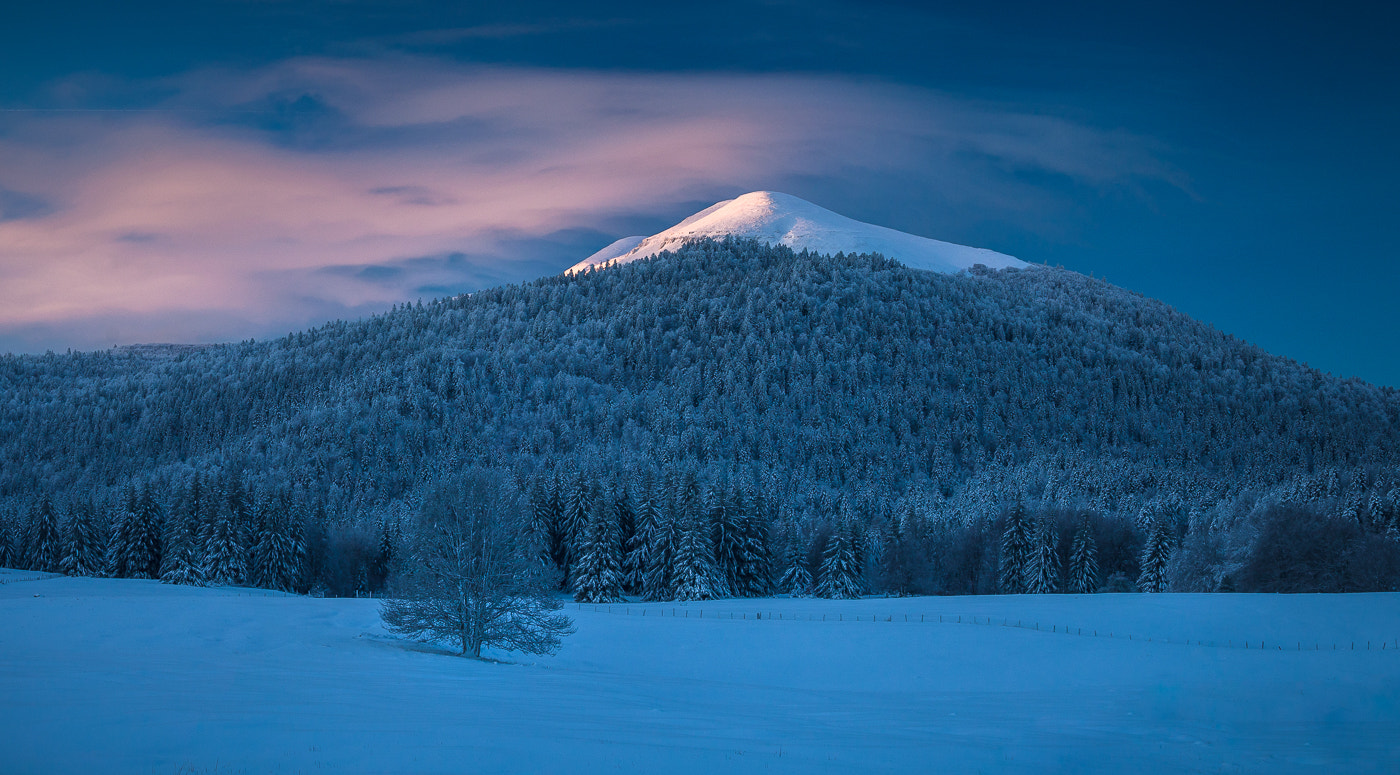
xmin=108 ymin=489 xmax=161 ymax=579
xmin=1025 ymin=517 xmax=1060 ymax=594
xmin=731 ymin=494 xmax=772 ymax=597
xmin=160 ymin=504 xmax=206 ymax=587
xmin=381 ymin=469 xmax=574 ymax=658
xmin=251 ymin=493 xmax=303 ymax=592
xmin=203 ymin=501 xmax=247 ymax=586
xmin=1137 ymin=515 xmax=1173 ymax=593
xmin=1000 ymin=503 xmax=1031 ymax=594
xmin=670 ymin=471 xmax=726 ymax=600
xmin=816 ymin=523 xmax=863 ymax=600
xmin=31 ymin=495 xmax=63 ymax=573
xmin=622 ymin=471 xmax=658 ymax=594
xmin=776 ymin=519 xmax=813 ymax=596
xmin=572 ymin=491 xmax=624 ymax=603
xmin=1066 ymin=514 xmax=1099 ymax=594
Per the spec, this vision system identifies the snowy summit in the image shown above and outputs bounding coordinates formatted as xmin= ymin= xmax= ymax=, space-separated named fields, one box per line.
xmin=568 ymin=191 xmax=1027 ymax=275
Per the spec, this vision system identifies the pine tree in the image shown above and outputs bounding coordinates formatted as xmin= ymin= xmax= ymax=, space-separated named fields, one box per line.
xmin=160 ymin=502 xmax=206 ymax=587
xmin=60 ymin=499 xmax=104 ymax=577
xmin=248 ymin=492 xmax=303 ymax=592
xmin=731 ymin=488 xmax=772 ymax=597
xmin=31 ymin=495 xmax=63 ymax=573
xmin=0 ymin=512 xmax=14 ymax=569
xmin=642 ymin=506 xmax=677 ymax=600
xmin=204 ymin=500 xmax=247 ymax=586
xmin=776 ymin=518 xmax=811 ymax=596
xmin=622 ymin=471 xmax=657 ymax=594
xmin=561 ymin=476 xmax=593 ymax=587
xmin=108 ymin=487 xmax=160 ymax=579
xmin=709 ymin=480 xmax=746 ymax=593
xmin=671 ymin=513 xmax=725 ymax=601
xmin=1137 ymin=516 xmax=1173 ymax=593
xmin=1025 ymin=517 xmax=1060 ymax=594
xmin=1000 ymin=502 xmax=1031 ymax=594
xmin=106 ymin=497 xmax=136 ymax=578
xmin=1066 ymin=514 xmax=1099 ymax=594
xmin=670 ymin=471 xmax=726 ymax=600
xmin=816 ymin=523 xmax=862 ymax=599
xmin=370 ymin=516 xmax=395 ymax=592
xmin=130 ymin=486 xmax=165 ymax=579
xmin=572 ymin=495 xmax=624 ymax=603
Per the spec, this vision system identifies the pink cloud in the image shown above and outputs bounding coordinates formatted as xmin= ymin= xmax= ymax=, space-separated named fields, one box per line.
xmin=0 ymin=57 xmax=1176 ymax=351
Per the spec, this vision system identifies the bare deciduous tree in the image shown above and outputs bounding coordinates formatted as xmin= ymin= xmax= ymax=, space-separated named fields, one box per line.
xmin=381 ymin=469 xmax=574 ymax=658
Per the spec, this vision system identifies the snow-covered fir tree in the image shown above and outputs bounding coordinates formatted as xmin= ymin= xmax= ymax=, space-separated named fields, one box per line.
xmin=670 ymin=472 xmax=726 ymax=600
xmin=622 ymin=471 xmax=657 ymax=594
xmin=642 ymin=505 xmax=677 ymax=601
xmin=731 ymin=489 xmax=773 ymax=597
xmin=1000 ymin=503 xmax=1031 ymax=594
xmin=816 ymin=523 xmax=863 ymax=600
xmin=108 ymin=489 xmax=161 ymax=579
xmin=709 ymin=479 xmax=745 ymax=594
xmin=160 ymin=504 xmax=206 ymax=587
xmin=1025 ymin=517 xmax=1060 ymax=594
xmin=31 ymin=495 xmax=63 ymax=573
xmin=775 ymin=516 xmax=812 ymax=596
xmin=571 ymin=495 xmax=624 ymax=603
xmin=1137 ymin=515 xmax=1173 ymax=593
xmin=250 ymin=493 xmax=303 ymax=592
xmin=203 ymin=500 xmax=247 ymax=586
xmin=1066 ymin=514 xmax=1099 ymax=594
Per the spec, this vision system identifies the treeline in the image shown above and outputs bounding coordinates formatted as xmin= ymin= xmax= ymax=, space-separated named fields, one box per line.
xmin=0 ymin=473 xmax=396 ymax=597
xmin=4 ymin=461 xmax=1399 ymax=596
xmin=2 ymin=239 xmax=1400 ymax=595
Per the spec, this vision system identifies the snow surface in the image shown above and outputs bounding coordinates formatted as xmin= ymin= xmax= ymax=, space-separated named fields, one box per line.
xmin=3 ymin=568 xmax=1398 ymax=774
xmin=567 ymin=191 xmax=1027 ymax=275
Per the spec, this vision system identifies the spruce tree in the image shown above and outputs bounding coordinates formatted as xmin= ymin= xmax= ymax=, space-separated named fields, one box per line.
xmin=642 ymin=506 xmax=677 ymax=600
xmin=561 ymin=477 xmax=592 ymax=587
xmin=1066 ymin=514 xmax=1099 ymax=594
xmin=670 ymin=471 xmax=726 ymax=600
xmin=0 ymin=512 xmax=13 ymax=569
xmin=710 ymin=480 xmax=746 ymax=593
xmin=129 ymin=486 xmax=165 ymax=579
xmin=776 ymin=518 xmax=812 ymax=596
xmin=622 ymin=471 xmax=657 ymax=594
xmin=204 ymin=501 xmax=247 ymax=586
xmin=816 ymin=523 xmax=862 ymax=599
xmin=572 ymin=498 xmax=624 ymax=603
xmin=31 ymin=495 xmax=63 ymax=574
xmin=732 ymin=489 xmax=772 ymax=597
xmin=671 ymin=512 xmax=725 ymax=601
xmin=1000 ymin=502 xmax=1031 ymax=594
xmin=1137 ymin=517 xmax=1173 ymax=593
xmin=160 ymin=503 xmax=206 ymax=587
xmin=61 ymin=499 xmax=105 ymax=577
xmin=1025 ymin=517 xmax=1060 ymax=594
xmin=106 ymin=500 xmax=132 ymax=578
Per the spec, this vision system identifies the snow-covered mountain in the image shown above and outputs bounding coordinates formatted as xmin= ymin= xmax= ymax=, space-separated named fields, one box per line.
xmin=568 ymin=191 xmax=1027 ymax=275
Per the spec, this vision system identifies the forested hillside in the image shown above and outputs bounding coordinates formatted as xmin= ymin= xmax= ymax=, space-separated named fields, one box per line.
xmin=3 ymin=239 xmax=1398 ymax=596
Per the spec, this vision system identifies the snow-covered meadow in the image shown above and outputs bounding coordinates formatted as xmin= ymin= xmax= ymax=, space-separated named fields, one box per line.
xmin=2 ymin=568 xmax=1397 ymax=774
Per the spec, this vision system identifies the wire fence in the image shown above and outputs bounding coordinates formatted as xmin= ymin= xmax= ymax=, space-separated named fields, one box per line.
xmin=572 ymin=602 xmax=1400 ymax=653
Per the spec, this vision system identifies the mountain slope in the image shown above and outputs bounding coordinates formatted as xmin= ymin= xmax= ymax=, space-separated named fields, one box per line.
xmin=2 ymin=239 xmax=1398 ymax=595
xmin=568 ymin=192 xmax=1026 ymax=274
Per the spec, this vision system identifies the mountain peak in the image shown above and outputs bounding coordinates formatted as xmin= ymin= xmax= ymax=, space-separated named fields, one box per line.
xmin=568 ymin=191 xmax=1026 ymax=275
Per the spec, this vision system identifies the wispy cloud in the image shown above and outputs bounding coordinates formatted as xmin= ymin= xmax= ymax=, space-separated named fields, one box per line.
xmin=0 ymin=56 xmax=1177 ymax=352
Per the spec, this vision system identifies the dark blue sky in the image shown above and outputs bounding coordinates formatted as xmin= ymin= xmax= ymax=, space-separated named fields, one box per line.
xmin=3 ymin=1 xmax=1397 ymax=386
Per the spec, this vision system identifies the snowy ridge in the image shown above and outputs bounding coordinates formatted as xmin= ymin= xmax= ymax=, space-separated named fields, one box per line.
xmin=567 ymin=191 xmax=1027 ymax=275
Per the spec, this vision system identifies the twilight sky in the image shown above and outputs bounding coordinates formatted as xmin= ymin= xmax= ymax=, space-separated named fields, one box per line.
xmin=2 ymin=1 xmax=1397 ymax=386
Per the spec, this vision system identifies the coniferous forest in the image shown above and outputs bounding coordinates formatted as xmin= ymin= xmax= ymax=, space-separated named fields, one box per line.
xmin=2 ymin=239 xmax=1399 ymax=598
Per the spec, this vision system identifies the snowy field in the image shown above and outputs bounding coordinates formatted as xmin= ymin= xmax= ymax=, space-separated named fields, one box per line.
xmin=2 ymin=569 xmax=1398 ymax=774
